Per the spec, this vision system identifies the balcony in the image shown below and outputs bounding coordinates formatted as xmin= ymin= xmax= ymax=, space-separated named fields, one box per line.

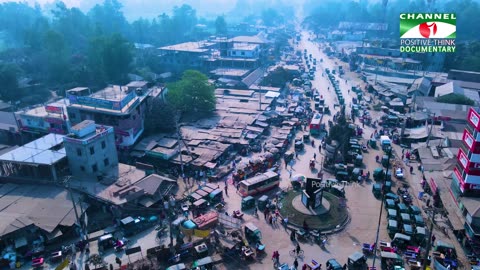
xmin=466 ymin=124 xmax=476 ymax=139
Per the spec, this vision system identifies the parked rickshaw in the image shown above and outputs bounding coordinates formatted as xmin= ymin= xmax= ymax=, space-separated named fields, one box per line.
xmin=373 ymin=168 xmax=384 ymax=181
xmin=397 ymin=203 xmax=409 ymax=214
xmin=98 ymin=234 xmax=116 ymax=252
xmin=391 ymin=233 xmax=411 ymax=249
xmin=385 ymin=193 xmax=400 ymax=203
xmin=414 ymin=227 xmax=426 ymax=245
xmin=409 ymin=205 xmax=421 ymax=215
xmin=257 ymin=195 xmax=269 ymax=211
xmin=241 ymin=196 xmax=255 ymax=210
xmin=400 ymin=213 xmax=412 ymax=224
xmin=336 ymin=171 xmax=349 ymax=181
xmin=244 ymin=222 xmax=262 ymax=243
xmin=326 ymin=259 xmax=343 ymax=270
xmin=384 ymin=199 xmax=396 ymax=210
xmin=403 ymin=224 xmax=414 ymax=236
xmin=413 ymin=215 xmax=425 ymax=227
xmin=382 ymin=155 xmax=389 ymax=168
xmin=354 ymin=155 xmax=363 ymax=166
xmin=347 ymin=252 xmax=367 ymax=269
xmin=372 ymin=183 xmax=382 ymax=198
xmin=383 ymin=181 xmax=392 ymax=193
xmin=387 ymin=209 xmax=398 ymax=220
xmin=387 ymin=219 xmax=399 ymax=238
xmin=380 ymin=251 xmax=404 ymax=270
xmin=303 ymin=133 xmax=310 ymax=142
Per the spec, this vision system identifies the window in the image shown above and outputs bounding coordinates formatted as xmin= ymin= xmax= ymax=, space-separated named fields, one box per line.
xmin=90 ymin=146 xmax=95 ymax=155
xmin=92 ymin=164 xmax=98 ymax=172
xmin=76 ymin=148 xmax=82 ymax=156
xmin=104 ymin=158 xmax=110 ymax=166
xmin=101 ymin=141 xmax=106 ymax=149
xmin=80 ymin=166 xmax=85 ymax=172
xmin=241 ymin=51 xmax=245 ymax=56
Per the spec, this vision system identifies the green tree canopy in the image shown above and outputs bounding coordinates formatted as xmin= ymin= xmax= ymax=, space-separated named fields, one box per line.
xmin=215 ymin=16 xmax=227 ymax=36
xmin=145 ymin=99 xmax=176 ymax=133
xmin=168 ymin=70 xmax=216 ymax=114
xmin=436 ymin=93 xmax=475 ymax=106
xmin=0 ymin=63 xmax=20 ymax=101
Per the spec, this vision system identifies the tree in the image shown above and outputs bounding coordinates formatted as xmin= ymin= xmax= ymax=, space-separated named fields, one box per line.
xmin=261 ymin=8 xmax=281 ymax=27
xmin=87 ymin=33 xmax=133 ymax=84
xmin=261 ymin=67 xmax=294 ymax=87
xmin=436 ymin=94 xmax=475 ymax=106
xmin=145 ymin=99 xmax=176 ymax=133
xmin=215 ymin=16 xmax=227 ymax=36
xmin=0 ymin=63 xmax=21 ymax=101
xmin=168 ymin=70 xmax=215 ymax=114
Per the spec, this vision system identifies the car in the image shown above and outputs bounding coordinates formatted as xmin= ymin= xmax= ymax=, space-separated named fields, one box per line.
xmin=326 ymin=258 xmax=343 ymax=270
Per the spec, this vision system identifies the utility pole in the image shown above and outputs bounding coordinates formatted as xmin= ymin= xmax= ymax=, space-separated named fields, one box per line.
xmin=426 ymin=113 xmax=436 ymax=147
xmin=371 ymin=148 xmax=392 ymax=269
xmin=175 ymin=113 xmax=184 ymax=178
xmin=65 ymin=176 xmax=83 ymax=240
xmin=422 ymin=207 xmax=448 ymax=270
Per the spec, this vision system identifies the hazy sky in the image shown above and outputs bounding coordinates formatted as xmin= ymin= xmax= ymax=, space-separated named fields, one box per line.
xmin=0 ymin=0 xmax=238 ymax=19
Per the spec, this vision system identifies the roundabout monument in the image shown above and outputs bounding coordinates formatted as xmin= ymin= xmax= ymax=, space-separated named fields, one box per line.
xmin=279 ymin=177 xmax=349 ymax=231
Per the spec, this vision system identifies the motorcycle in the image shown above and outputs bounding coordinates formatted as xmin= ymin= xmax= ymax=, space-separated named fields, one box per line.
xmin=233 ymin=210 xmax=244 ymax=219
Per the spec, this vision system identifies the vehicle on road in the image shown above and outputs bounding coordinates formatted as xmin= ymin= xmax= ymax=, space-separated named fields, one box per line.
xmin=238 ymin=171 xmax=280 ymax=197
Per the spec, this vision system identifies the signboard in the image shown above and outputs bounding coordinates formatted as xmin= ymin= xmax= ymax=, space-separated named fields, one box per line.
xmin=45 ymin=117 xmax=65 ymax=124
xmin=468 ymin=108 xmax=480 ymax=130
xmin=45 ymin=105 xmax=63 ymax=114
xmin=463 ymin=130 xmax=474 ymax=150
xmin=313 ymin=189 xmax=323 ymax=209
xmin=301 ymin=191 xmax=310 ymax=208
xmin=458 ymin=149 xmax=469 ymax=169
xmin=68 ymin=90 xmax=136 ymax=111
xmin=306 ymin=177 xmax=323 ymax=196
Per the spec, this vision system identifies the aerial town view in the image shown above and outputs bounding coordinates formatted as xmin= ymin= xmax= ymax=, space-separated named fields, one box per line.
xmin=0 ymin=0 xmax=479 ymax=269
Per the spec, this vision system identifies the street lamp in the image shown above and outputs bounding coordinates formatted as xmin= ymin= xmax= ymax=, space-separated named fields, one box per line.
xmin=371 ymin=147 xmax=392 ymax=269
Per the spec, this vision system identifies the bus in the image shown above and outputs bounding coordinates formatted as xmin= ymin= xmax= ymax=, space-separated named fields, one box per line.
xmin=309 ymin=113 xmax=324 ymax=136
xmin=238 ymin=171 xmax=280 ymax=197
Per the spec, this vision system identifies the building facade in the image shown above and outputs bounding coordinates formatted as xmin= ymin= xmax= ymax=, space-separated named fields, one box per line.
xmin=63 ymin=120 xmax=118 ymax=177
xmin=66 ymin=82 xmax=154 ymax=149
xmin=452 ymin=107 xmax=480 ymax=197
xmin=16 ymin=99 xmax=71 ymax=136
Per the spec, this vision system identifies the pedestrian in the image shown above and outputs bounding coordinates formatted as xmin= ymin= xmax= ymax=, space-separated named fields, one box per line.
xmin=296 ymin=243 xmax=301 ymax=255
xmin=290 ymin=230 xmax=296 ymax=241
xmin=109 ymin=264 xmax=114 ymax=270
xmin=272 ymin=215 xmax=277 ymax=224
xmin=314 ymin=153 xmax=316 ymax=160
xmin=115 ymin=257 xmax=121 ymax=268
xmin=402 ymin=148 xmax=405 ymax=154
xmin=410 ymin=166 xmax=414 ymax=174
xmin=432 ymin=234 xmax=436 ymax=246
xmin=269 ymin=215 xmax=273 ymax=225
xmin=303 ymin=264 xmax=308 ymax=270
xmin=253 ymin=207 xmax=258 ymax=217
xmin=85 ymin=246 xmax=90 ymax=260
xmin=289 ymin=169 xmax=293 ymax=178
xmin=318 ymin=145 xmax=322 ymax=152
xmin=294 ymin=258 xmax=299 ymax=269
xmin=264 ymin=208 xmax=268 ymax=219
xmin=426 ymin=198 xmax=431 ymax=207
xmin=224 ymin=185 xmax=228 ymax=196
xmin=401 ymin=154 xmax=404 ymax=160
xmin=283 ymin=217 xmax=289 ymax=228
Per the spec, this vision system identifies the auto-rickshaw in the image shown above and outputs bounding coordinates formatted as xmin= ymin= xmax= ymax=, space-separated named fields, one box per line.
xmin=208 ymin=189 xmax=223 ymax=204
xmin=403 ymin=224 xmax=414 ymax=237
xmin=192 ymin=256 xmax=214 ymax=270
xmin=244 ymin=222 xmax=262 ymax=243
xmin=384 ymin=199 xmax=396 ymax=210
xmin=382 ymin=155 xmax=390 ymax=168
xmin=241 ymin=196 xmax=255 ymax=210
xmin=372 ymin=183 xmax=382 ymax=197
xmin=385 ymin=193 xmax=400 ymax=203
xmin=373 ymin=168 xmax=384 ymax=181
xmin=397 ymin=203 xmax=409 ymax=214
xmin=383 ymin=181 xmax=392 ymax=193
xmin=193 ymin=199 xmax=208 ymax=211
xmin=284 ymin=151 xmax=294 ymax=162
xmin=98 ymin=234 xmax=116 ymax=252
xmin=354 ymin=155 xmax=363 ymax=166
xmin=391 ymin=233 xmax=411 ymax=249
xmin=413 ymin=215 xmax=425 ymax=227
xmin=387 ymin=219 xmax=398 ymax=238
xmin=380 ymin=251 xmax=404 ymax=270
xmin=409 ymin=205 xmax=421 ymax=215
xmin=347 ymin=252 xmax=367 ymax=270
xmin=326 ymin=259 xmax=343 ymax=270
xmin=400 ymin=213 xmax=411 ymax=224
xmin=257 ymin=195 xmax=269 ymax=211
xmin=295 ymin=141 xmax=304 ymax=151
xmin=387 ymin=209 xmax=398 ymax=220
xmin=352 ymin=168 xmax=361 ymax=181
xmin=303 ymin=133 xmax=310 ymax=142
xmin=414 ymin=227 xmax=426 ymax=245
xmin=336 ymin=171 xmax=349 ymax=181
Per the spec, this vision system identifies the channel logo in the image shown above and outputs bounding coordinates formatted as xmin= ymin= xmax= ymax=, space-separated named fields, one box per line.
xmin=400 ymin=13 xmax=456 ymax=39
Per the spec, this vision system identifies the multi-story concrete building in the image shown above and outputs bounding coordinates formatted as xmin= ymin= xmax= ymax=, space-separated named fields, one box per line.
xmin=66 ymin=82 xmax=155 ymax=149
xmin=16 ymin=99 xmax=71 ymax=136
xmin=453 ymin=107 xmax=480 ymax=197
xmin=63 ymin=120 xmax=118 ymax=177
